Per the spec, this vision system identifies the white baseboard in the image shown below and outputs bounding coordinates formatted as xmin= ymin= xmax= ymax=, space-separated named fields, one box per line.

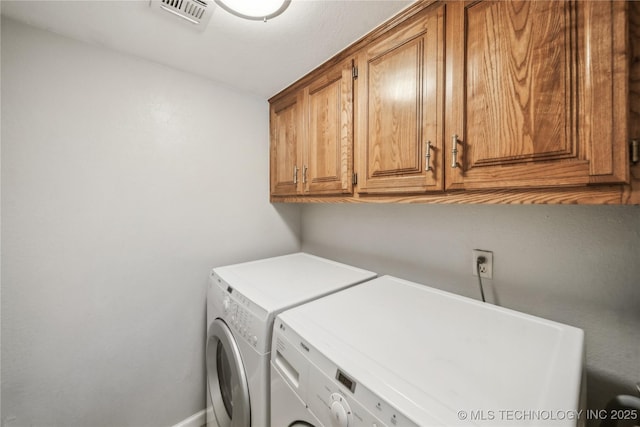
xmin=171 ymin=409 xmax=208 ymax=427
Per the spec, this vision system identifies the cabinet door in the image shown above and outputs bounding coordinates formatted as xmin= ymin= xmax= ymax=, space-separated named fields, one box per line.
xmin=356 ymin=4 xmax=445 ymax=194
xmin=445 ymin=0 xmax=628 ymax=190
xmin=304 ymin=58 xmax=354 ymax=195
xmin=270 ymin=91 xmax=303 ymax=196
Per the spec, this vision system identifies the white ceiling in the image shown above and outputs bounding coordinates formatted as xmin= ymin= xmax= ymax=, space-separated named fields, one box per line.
xmin=1 ymin=0 xmax=413 ymax=98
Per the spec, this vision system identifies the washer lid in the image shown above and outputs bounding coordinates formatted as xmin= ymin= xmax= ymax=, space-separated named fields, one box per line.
xmin=278 ymin=275 xmax=585 ymax=426
xmin=212 ymin=253 xmax=376 ymax=313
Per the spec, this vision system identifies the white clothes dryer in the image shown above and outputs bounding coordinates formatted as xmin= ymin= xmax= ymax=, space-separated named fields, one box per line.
xmin=271 ymin=275 xmax=585 ymax=427
xmin=205 ymin=253 xmax=375 ymax=427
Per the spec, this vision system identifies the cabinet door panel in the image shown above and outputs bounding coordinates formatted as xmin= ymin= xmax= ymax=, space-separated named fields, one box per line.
xmin=368 ymin=40 xmax=422 ymax=176
xmin=357 ymin=5 xmax=444 ymax=194
xmin=270 ymin=93 xmax=302 ymax=196
xmin=305 ymin=59 xmax=353 ymax=195
xmin=446 ymin=0 xmax=628 ymax=190
xmin=466 ymin=0 xmax=573 ymax=165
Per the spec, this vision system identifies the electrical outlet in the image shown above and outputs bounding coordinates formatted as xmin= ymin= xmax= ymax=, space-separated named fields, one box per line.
xmin=472 ymin=249 xmax=493 ymax=279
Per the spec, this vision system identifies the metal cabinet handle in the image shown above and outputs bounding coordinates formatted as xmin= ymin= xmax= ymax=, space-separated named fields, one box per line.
xmin=293 ymin=166 xmax=298 ymax=184
xmin=302 ymin=165 xmax=308 ymax=184
xmin=451 ymin=134 xmax=459 ymax=169
xmin=425 ymin=141 xmax=432 ymax=172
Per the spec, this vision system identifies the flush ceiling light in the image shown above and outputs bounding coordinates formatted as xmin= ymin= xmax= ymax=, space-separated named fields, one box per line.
xmin=215 ymin=0 xmax=291 ymax=21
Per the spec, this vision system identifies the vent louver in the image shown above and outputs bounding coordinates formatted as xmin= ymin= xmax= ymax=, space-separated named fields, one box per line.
xmin=149 ymin=0 xmax=214 ymax=31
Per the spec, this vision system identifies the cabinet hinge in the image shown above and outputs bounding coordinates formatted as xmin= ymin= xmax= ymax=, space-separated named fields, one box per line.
xmin=631 ymin=139 xmax=639 ymax=164
xmin=352 ymin=66 xmax=358 ymax=80
xmin=352 ymin=173 xmax=358 ymax=185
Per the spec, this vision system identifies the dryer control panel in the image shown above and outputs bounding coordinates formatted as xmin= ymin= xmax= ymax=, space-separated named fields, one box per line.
xmin=210 ymin=271 xmax=269 ymax=353
xmin=272 ymin=318 xmax=421 ymax=427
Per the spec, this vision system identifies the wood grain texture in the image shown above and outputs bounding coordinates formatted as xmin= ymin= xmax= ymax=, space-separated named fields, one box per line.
xmin=631 ymin=0 xmax=640 ymax=142
xmin=447 ymin=0 xmax=578 ymax=188
xmin=270 ymin=91 xmax=302 ymax=196
xmin=368 ymin=39 xmax=422 ymax=176
xmin=304 ymin=58 xmax=353 ymax=195
xmin=466 ymin=1 xmax=573 ymax=165
xmin=356 ymin=4 xmax=445 ymax=194
xmin=625 ymin=0 xmax=640 ymax=204
xmin=581 ymin=0 xmax=629 ymax=183
xmin=271 ymin=184 xmax=628 ymax=205
xmin=446 ymin=0 xmax=629 ymax=191
xmin=270 ymin=0 xmax=638 ymax=204
xmin=309 ymin=80 xmax=340 ymax=182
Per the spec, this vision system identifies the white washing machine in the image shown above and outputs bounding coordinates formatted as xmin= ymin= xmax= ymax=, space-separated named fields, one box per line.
xmin=271 ymin=275 xmax=585 ymax=427
xmin=205 ymin=253 xmax=376 ymax=427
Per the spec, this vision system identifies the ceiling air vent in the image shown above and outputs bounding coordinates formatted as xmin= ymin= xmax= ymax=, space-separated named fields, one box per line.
xmin=149 ymin=0 xmax=214 ymax=31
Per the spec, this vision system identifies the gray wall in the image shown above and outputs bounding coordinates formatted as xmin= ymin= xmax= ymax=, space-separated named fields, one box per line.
xmin=1 ymin=18 xmax=300 ymax=427
xmin=301 ymin=203 xmax=640 ymax=418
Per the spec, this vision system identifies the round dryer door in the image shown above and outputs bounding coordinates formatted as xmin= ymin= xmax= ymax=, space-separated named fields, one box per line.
xmin=289 ymin=423 xmax=316 ymax=427
xmin=206 ymin=319 xmax=250 ymax=427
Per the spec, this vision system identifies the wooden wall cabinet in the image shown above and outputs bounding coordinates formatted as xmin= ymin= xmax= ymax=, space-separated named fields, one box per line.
xmin=270 ymin=58 xmax=355 ymax=196
xmin=269 ymin=0 xmax=639 ymax=204
xmin=445 ymin=0 xmax=629 ymax=191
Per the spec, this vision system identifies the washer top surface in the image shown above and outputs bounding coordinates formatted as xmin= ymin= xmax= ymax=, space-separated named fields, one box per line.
xmin=212 ymin=252 xmax=376 ymax=314
xmin=278 ymin=275 xmax=585 ymax=426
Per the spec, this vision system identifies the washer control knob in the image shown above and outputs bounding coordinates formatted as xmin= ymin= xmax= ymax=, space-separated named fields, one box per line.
xmin=329 ymin=393 xmax=351 ymax=427
xmin=251 ymin=335 xmax=258 ymax=346
xmin=222 ymin=297 xmax=231 ymax=312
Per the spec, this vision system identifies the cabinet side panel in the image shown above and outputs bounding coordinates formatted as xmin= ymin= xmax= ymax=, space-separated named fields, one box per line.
xmin=631 ymin=1 xmax=640 ymax=142
xmin=626 ymin=0 xmax=640 ymax=203
xmin=581 ymin=0 xmax=629 ymax=183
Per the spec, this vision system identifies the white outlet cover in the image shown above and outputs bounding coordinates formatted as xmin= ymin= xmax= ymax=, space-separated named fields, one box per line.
xmin=472 ymin=249 xmax=493 ymax=279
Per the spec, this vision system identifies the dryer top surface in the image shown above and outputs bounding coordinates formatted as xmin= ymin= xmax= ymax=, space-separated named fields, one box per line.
xmin=278 ymin=275 xmax=585 ymax=426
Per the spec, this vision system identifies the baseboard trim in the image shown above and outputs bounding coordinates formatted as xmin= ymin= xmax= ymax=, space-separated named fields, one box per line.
xmin=171 ymin=409 xmax=207 ymax=427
